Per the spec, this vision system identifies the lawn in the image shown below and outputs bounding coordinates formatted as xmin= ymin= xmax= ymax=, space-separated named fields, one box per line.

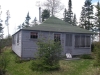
xmin=2 ymin=47 xmax=100 ymax=75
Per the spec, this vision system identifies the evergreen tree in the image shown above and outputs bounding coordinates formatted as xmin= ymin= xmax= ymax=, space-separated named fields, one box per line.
xmin=0 ymin=20 xmax=3 ymax=39
xmin=24 ymin=12 xmax=31 ymax=27
xmin=0 ymin=6 xmax=3 ymax=39
xmin=0 ymin=5 xmax=3 ymax=52
xmin=79 ymin=7 xmax=86 ymax=28
xmin=67 ymin=0 xmax=73 ymax=24
xmin=63 ymin=0 xmax=73 ymax=25
xmin=63 ymin=8 xmax=69 ymax=22
xmin=31 ymin=17 xmax=38 ymax=26
xmin=84 ymin=0 xmax=94 ymax=30
xmin=18 ymin=12 xmax=31 ymax=29
xmin=72 ymin=14 xmax=77 ymax=26
xmin=42 ymin=9 xmax=50 ymax=22
xmin=94 ymin=2 xmax=100 ymax=41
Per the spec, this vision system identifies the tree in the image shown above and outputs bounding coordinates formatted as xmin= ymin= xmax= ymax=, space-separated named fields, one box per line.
xmin=79 ymin=7 xmax=86 ymax=28
xmin=24 ymin=12 xmax=31 ymax=27
xmin=83 ymin=0 xmax=94 ymax=30
xmin=63 ymin=8 xmax=69 ymax=22
xmin=5 ymin=10 xmax=10 ymax=37
xmin=72 ymin=14 xmax=77 ymax=26
xmin=67 ymin=0 xmax=73 ymax=24
xmin=43 ymin=0 xmax=64 ymax=16
xmin=18 ymin=12 xmax=31 ymax=29
xmin=63 ymin=0 xmax=73 ymax=25
xmin=42 ymin=9 xmax=50 ymax=22
xmin=94 ymin=2 xmax=100 ymax=41
xmin=31 ymin=17 xmax=38 ymax=26
xmin=0 ymin=6 xmax=3 ymax=52
xmin=30 ymin=40 xmax=62 ymax=71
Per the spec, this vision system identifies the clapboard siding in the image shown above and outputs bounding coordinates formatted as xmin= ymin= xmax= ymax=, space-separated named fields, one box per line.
xmin=72 ymin=48 xmax=91 ymax=55
xmin=12 ymin=31 xmax=22 ymax=57
xmin=12 ymin=30 xmax=92 ymax=59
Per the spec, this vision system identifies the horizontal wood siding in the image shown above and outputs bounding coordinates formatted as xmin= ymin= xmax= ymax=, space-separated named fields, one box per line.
xmin=72 ymin=48 xmax=91 ymax=55
xmin=21 ymin=31 xmax=54 ymax=58
xmin=72 ymin=34 xmax=91 ymax=55
xmin=12 ymin=31 xmax=22 ymax=57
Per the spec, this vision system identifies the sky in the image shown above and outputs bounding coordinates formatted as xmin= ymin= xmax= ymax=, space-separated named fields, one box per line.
xmin=0 ymin=0 xmax=99 ymax=37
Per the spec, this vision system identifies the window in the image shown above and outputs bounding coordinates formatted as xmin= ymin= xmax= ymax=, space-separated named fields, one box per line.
xmin=17 ymin=33 xmax=19 ymax=43
xmin=66 ymin=34 xmax=72 ymax=46
xmin=30 ymin=32 xmax=38 ymax=39
xmin=54 ymin=34 xmax=61 ymax=42
xmin=12 ymin=36 xmax=15 ymax=44
xmin=75 ymin=35 xmax=90 ymax=48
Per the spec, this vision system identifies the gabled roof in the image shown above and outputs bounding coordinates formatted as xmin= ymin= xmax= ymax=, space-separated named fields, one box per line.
xmin=22 ymin=16 xmax=94 ymax=34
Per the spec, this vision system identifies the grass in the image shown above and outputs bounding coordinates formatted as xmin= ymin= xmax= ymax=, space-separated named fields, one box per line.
xmin=2 ymin=47 xmax=100 ymax=75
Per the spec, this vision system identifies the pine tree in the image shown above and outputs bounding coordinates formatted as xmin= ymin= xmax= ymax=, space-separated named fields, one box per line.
xmin=67 ymin=0 xmax=73 ymax=24
xmin=79 ymin=7 xmax=86 ymax=28
xmin=72 ymin=14 xmax=77 ymax=26
xmin=63 ymin=0 xmax=73 ymax=25
xmin=42 ymin=9 xmax=50 ymax=22
xmin=0 ymin=21 xmax=3 ymax=39
xmin=95 ymin=1 xmax=100 ymax=41
xmin=31 ymin=17 xmax=38 ymax=26
xmin=63 ymin=8 xmax=69 ymax=22
xmin=24 ymin=12 xmax=31 ymax=27
xmin=84 ymin=0 xmax=94 ymax=30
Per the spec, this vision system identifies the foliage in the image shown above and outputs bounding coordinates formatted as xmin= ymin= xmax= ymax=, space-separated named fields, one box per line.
xmin=43 ymin=0 xmax=64 ymax=16
xmin=94 ymin=2 xmax=100 ymax=41
xmin=1 ymin=48 xmax=100 ymax=75
xmin=0 ymin=54 xmax=9 ymax=75
xmin=72 ymin=14 xmax=77 ymax=26
xmin=63 ymin=0 xmax=73 ymax=25
xmin=42 ymin=9 xmax=50 ymax=22
xmin=18 ymin=12 xmax=31 ymax=29
xmin=79 ymin=0 xmax=94 ymax=30
xmin=30 ymin=40 xmax=62 ymax=71
xmin=91 ymin=42 xmax=100 ymax=66
xmin=1 ymin=36 xmax=12 ymax=47
xmin=80 ymin=54 xmax=93 ymax=59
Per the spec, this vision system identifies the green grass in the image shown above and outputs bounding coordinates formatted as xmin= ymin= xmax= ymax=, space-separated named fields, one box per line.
xmin=2 ymin=48 xmax=100 ymax=75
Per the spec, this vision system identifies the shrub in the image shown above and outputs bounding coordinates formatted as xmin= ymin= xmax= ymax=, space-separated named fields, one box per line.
xmin=30 ymin=40 xmax=62 ymax=71
xmin=15 ymin=56 xmax=22 ymax=63
xmin=80 ymin=54 xmax=93 ymax=59
xmin=0 ymin=54 xmax=8 ymax=75
xmin=92 ymin=42 xmax=100 ymax=66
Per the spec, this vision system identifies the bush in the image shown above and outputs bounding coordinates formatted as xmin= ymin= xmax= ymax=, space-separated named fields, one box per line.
xmin=0 ymin=54 xmax=8 ymax=75
xmin=92 ymin=42 xmax=100 ymax=66
xmin=80 ymin=54 xmax=93 ymax=59
xmin=30 ymin=40 xmax=62 ymax=71
xmin=15 ymin=56 xmax=22 ymax=63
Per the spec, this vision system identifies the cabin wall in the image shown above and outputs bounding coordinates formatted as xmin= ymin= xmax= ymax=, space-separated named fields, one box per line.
xmin=71 ymin=34 xmax=91 ymax=55
xmin=12 ymin=31 xmax=22 ymax=57
xmin=21 ymin=31 xmax=54 ymax=59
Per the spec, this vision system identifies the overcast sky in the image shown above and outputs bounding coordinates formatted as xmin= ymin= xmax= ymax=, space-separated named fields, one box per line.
xmin=0 ymin=0 xmax=99 ymax=37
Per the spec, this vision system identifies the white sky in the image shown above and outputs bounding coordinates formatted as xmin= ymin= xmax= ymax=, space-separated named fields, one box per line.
xmin=0 ymin=0 xmax=98 ymax=37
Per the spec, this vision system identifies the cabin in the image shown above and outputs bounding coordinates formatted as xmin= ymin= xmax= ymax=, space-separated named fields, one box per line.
xmin=12 ymin=16 xmax=93 ymax=59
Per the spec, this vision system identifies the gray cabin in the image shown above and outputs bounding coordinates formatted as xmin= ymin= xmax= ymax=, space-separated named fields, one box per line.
xmin=12 ymin=16 xmax=93 ymax=59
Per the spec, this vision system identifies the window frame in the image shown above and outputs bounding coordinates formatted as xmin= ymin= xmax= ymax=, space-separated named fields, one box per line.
xmin=75 ymin=34 xmax=90 ymax=48
xmin=54 ymin=33 xmax=61 ymax=43
xmin=30 ymin=32 xmax=38 ymax=39
xmin=17 ymin=33 xmax=19 ymax=44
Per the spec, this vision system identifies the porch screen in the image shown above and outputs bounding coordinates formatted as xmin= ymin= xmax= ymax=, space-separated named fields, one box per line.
xmin=75 ymin=35 xmax=90 ymax=48
xmin=66 ymin=34 xmax=72 ymax=46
